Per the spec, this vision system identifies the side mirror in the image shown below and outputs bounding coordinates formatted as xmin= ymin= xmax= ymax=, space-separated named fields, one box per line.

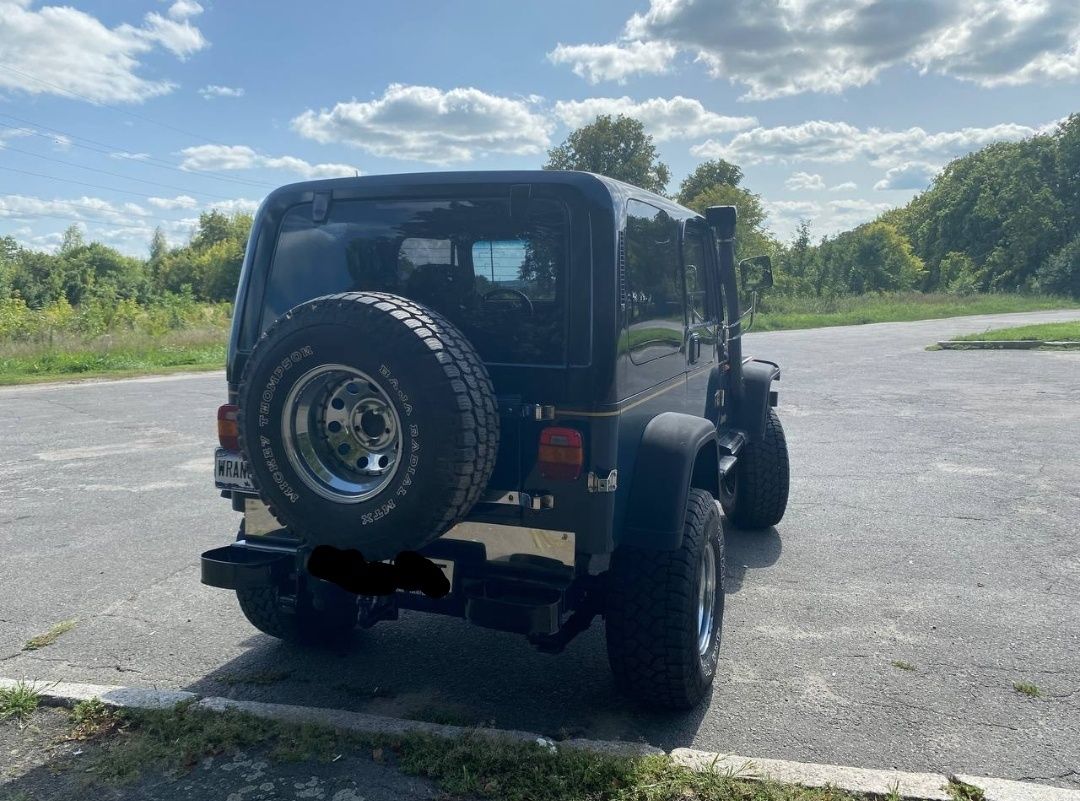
xmin=738 ymin=254 xmax=773 ymax=292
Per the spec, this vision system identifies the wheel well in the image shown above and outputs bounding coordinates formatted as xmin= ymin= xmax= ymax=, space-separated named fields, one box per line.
xmin=690 ymin=441 xmax=719 ymax=500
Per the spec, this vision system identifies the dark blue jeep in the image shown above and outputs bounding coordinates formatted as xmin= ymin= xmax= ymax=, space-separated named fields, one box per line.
xmin=202 ymin=170 xmax=789 ymax=710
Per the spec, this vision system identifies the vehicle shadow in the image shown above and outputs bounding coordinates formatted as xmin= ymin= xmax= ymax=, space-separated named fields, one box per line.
xmin=180 ymin=520 xmax=783 ymax=751
xmin=723 ymin=519 xmax=782 ymax=593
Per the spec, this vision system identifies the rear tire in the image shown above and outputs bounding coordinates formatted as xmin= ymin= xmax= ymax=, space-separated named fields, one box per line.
xmin=605 ymin=488 xmax=724 ymax=710
xmin=236 ymin=579 xmax=359 ymax=646
xmin=720 ymin=408 xmax=789 ymax=529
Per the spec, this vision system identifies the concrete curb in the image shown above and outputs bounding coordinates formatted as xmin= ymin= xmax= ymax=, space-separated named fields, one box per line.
xmin=936 ymin=340 xmax=1080 ymax=350
xmin=4 ymin=677 xmax=1077 ymax=801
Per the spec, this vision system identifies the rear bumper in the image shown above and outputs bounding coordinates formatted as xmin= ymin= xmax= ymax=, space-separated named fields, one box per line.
xmin=200 ymin=534 xmax=577 ymax=639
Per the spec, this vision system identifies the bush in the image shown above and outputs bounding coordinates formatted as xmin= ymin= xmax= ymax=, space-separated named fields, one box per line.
xmin=1036 ymin=235 xmax=1080 ymax=298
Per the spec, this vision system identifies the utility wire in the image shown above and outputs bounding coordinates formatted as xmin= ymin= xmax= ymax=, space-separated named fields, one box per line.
xmin=0 ymin=114 xmax=275 ymax=190
xmin=0 ymin=192 xmax=199 ymax=226
xmin=0 ymin=165 xmax=259 ymax=208
xmin=1 ymin=143 xmax=249 ymax=201
xmin=0 ymin=63 xmax=233 ymax=148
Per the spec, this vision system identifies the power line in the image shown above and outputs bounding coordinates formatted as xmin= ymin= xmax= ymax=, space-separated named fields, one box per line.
xmin=0 ymin=63 xmax=232 ymax=148
xmin=2 ymin=143 xmax=247 ymax=201
xmin=0 ymin=192 xmax=198 ymax=226
xmin=0 ymin=165 xmax=259 ymax=209
xmin=0 ymin=114 xmax=275 ymax=190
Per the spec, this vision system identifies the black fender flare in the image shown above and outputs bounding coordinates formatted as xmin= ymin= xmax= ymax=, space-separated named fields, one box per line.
xmin=737 ymin=359 xmax=781 ymax=441
xmin=621 ymin=412 xmax=719 ymax=550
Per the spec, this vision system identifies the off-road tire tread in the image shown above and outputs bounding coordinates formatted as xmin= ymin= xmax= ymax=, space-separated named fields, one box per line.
xmin=237 ymin=291 xmax=499 ymax=553
xmin=235 ymin=585 xmax=359 ymax=645
xmin=725 ymin=409 xmax=789 ymax=529
xmin=605 ymin=488 xmax=723 ymax=710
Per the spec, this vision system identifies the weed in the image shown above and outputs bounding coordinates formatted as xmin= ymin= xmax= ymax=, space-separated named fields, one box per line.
xmin=22 ymin=619 xmax=77 ymax=651
xmin=0 ymin=682 xmax=41 ymax=724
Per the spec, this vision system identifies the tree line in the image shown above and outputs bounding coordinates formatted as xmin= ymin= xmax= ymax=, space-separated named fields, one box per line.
xmin=2 ymin=110 xmax=1078 ymax=321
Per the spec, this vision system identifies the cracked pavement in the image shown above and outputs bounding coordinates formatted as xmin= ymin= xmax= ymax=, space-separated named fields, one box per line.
xmin=1 ymin=310 xmax=1078 ymax=788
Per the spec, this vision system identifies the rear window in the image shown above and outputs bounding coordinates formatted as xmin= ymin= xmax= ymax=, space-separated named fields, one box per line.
xmin=264 ymin=197 xmax=569 ymax=365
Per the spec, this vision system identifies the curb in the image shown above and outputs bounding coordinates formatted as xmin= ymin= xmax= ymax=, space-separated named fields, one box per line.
xmin=936 ymin=340 xmax=1080 ymax=350
xmin=4 ymin=678 xmax=1078 ymax=801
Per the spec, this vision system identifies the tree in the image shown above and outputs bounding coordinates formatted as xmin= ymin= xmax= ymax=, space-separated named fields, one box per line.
xmin=676 ymin=159 xmax=743 ymax=205
xmin=1036 ymin=234 xmax=1080 ymax=298
xmin=59 ymin=224 xmax=85 ymax=255
xmin=544 ymin=114 xmax=670 ymax=194
xmin=682 ymin=183 xmax=776 ymax=261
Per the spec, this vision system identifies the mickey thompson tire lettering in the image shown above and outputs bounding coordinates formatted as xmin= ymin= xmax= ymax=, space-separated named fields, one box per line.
xmin=236 ymin=291 xmax=499 ymax=561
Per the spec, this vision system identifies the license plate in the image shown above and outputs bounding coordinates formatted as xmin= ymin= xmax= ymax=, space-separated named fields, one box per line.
xmin=392 ymin=558 xmax=455 ymax=595
xmin=214 ymin=448 xmax=255 ymax=492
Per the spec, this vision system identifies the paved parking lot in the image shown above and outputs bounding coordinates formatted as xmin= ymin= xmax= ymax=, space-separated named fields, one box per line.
xmin=2 ymin=309 xmax=1078 ymax=787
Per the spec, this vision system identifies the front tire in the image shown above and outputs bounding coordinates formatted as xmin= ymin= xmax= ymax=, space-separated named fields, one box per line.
xmin=605 ymin=488 xmax=724 ymax=710
xmin=721 ymin=408 xmax=790 ymax=529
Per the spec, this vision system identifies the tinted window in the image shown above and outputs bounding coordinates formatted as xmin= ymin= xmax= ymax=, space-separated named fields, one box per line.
xmin=624 ymin=199 xmax=683 ymax=364
xmin=265 ymin=197 xmax=568 ymax=365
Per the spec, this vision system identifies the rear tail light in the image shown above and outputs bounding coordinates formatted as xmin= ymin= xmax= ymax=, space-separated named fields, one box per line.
xmin=217 ymin=404 xmax=240 ymax=451
xmin=538 ymin=427 xmax=583 ymax=481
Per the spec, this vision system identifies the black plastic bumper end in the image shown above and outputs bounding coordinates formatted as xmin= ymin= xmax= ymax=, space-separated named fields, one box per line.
xmin=201 ymin=544 xmax=292 ymax=590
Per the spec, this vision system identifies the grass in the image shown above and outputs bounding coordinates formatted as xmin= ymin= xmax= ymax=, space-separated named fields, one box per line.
xmin=0 ymin=682 xmax=41 ymax=724
xmin=0 ymin=328 xmax=226 ymax=385
xmin=22 ymin=619 xmax=77 ymax=651
xmin=753 ymin=292 xmax=1078 ymax=332
xmin=891 ymin=660 xmax=917 ymax=672
xmin=1013 ymin=681 xmax=1042 ymax=698
xmin=952 ymin=320 xmax=1080 ymax=342
xmin=74 ymin=702 xmax=872 ymax=801
xmin=947 ymin=778 xmax=986 ymax=801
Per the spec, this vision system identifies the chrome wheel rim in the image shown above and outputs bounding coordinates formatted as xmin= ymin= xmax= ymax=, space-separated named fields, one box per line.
xmin=697 ymin=540 xmax=718 ymax=658
xmin=281 ymin=364 xmax=402 ymax=503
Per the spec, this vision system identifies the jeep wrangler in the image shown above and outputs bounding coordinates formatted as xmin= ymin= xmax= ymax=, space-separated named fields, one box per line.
xmin=202 ymin=171 xmax=789 ymax=710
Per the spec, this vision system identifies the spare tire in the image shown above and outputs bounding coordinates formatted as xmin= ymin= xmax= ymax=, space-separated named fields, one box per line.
xmin=237 ymin=291 xmax=499 ymax=561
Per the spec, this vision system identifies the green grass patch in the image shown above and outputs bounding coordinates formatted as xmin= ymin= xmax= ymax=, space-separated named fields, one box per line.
xmin=0 ymin=682 xmax=41 ymax=724
xmin=0 ymin=328 xmax=226 ymax=385
xmin=78 ymin=703 xmax=872 ymax=801
xmin=754 ymin=292 xmax=1078 ymax=332
xmin=1013 ymin=681 xmax=1042 ymax=698
xmin=952 ymin=320 xmax=1080 ymax=342
xmin=890 ymin=660 xmax=917 ymax=672
xmin=22 ymin=618 xmax=77 ymax=651
xmin=947 ymin=778 xmax=986 ymax=801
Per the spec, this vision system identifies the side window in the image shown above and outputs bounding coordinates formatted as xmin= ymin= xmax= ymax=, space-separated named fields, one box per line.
xmin=624 ymin=200 xmax=683 ymax=365
xmin=682 ymin=228 xmax=712 ymax=325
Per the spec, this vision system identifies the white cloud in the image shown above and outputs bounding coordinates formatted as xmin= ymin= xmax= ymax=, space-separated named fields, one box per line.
xmin=692 ymin=120 xmax=1044 ymax=168
xmin=167 ymin=0 xmax=203 ymax=19
xmin=553 ymin=96 xmax=755 ymax=141
xmin=554 ymin=0 xmax=1080 ymax=99
xmin=147 ymin=195 xmax=199 ymax=209
xmin=178 ymin=144 xmax=359 ymax=178
xmin=784 ymin=171 xmax=825 ymax=191
xmin=199 ymin=84 xmax=244 ymax=99
xmin=546 ymin=40 xmax=677 ymax=84
xmin=291 ymin=84 xmax=553 ymax=163
xmin=110 ymin=151 xmax=151 ymax=161
xmin=0 ymin=0 xmax=208 ymax=103
xmin=0 ymin=193 xmax=144 ymax=226
xmin=830 ymin=181 xmax=858 ymax=192
xmin=826 ymin=198 xmax=894 ymax=228
xmin=140 ymin=8 xmax=206 ymax=58
xmin=874 ymin=161 xmax=941 ymax=191
xmin=0 ymin=192 xmax=263 ymax=255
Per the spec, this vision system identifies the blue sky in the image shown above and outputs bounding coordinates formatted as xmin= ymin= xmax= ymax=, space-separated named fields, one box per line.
xmin=1 ymin=0 xmax=1078 ymax=255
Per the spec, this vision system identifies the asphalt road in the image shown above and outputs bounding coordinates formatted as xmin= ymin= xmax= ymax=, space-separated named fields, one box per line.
xmin=2 ymin=310 xmax=1079 ymax=788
